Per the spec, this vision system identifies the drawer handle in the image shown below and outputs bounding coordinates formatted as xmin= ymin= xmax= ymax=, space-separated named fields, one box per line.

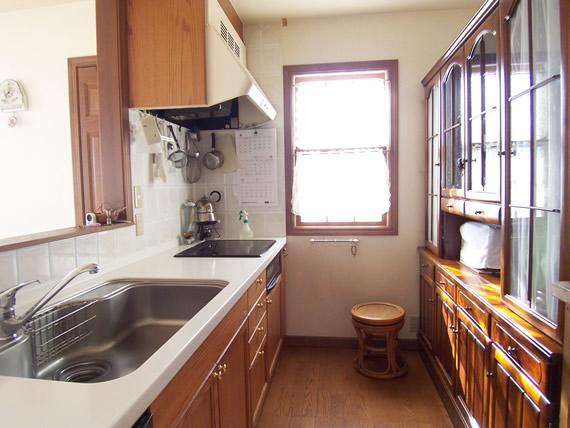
xmin=464 ymin=305 xmax=472 ymax=311
xmin=448 ymin=324 xmax=457 ymax=333
xmin=220 ymin=363 xmax=227 ymax=373
xmin=266 ymin=298 xmax=273 ymax=304
xmin=213 ymin=370 xmax=223 ymax=380
xmin=257 ymin=326 xmax=265 ymax=333
xmin=257 ymin=278 xmax=263 ymax=284
xmin=438 ymin=281 xmax=447 ymax=286
xmin=258 ymin=350 xmax=265 ymax=356
xmin=283 ymin=247 xmax=288 ymax=257
xmin=446 ymin=204 xmax=454 ymax=209
xmin=256 ymin=302 xmax=264 ymax=308
xmin=474 ymin=210 xmax=484 ymax=215
xmin=506 ymin=346 xmax=517 ymax=356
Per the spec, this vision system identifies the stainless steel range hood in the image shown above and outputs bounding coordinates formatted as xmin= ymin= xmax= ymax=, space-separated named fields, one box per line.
xmin=149 ymin=0 xmax=276 ymax=130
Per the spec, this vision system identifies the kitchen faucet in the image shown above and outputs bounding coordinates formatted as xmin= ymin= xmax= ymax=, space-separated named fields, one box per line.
xmin=0 ymin=263 xmax=100 ymax=341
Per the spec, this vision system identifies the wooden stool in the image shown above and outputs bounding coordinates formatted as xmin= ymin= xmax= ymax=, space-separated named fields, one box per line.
xmin=351 ymin=302 xmax=407 ymax=379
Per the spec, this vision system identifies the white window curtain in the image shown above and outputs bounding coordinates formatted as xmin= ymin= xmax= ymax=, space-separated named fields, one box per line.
xmin=291 ymin=75 xmax=391 ymax=222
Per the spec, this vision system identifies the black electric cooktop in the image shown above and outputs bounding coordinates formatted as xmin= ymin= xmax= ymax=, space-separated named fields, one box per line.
xmin=174 ymin=240 xmax=276 ymax=258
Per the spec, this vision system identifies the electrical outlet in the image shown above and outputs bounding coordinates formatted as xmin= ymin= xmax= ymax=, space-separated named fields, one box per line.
xmin=133 ymin=186 xmax=143 ymax=208
xmin=135 ymin=213 xmax=144 ymax=236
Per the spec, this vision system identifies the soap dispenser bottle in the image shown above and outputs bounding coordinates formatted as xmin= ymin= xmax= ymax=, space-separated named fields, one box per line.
xmin=239 ymin=209 xmax=254 ymax=239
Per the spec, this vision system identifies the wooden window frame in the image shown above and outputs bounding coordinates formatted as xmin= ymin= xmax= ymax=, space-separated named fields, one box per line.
xmin=283 ymin=60 xmax=399 ymax=236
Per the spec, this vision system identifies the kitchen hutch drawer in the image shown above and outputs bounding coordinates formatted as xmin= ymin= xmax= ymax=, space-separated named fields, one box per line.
xmin=491 ymin=320 xmax=547 ymax=392
xmin=441 ymin=197 xmax=464 ymax=216
xmin=456 ymin=289 xmax=489 ymax=333
xmin=420 ymin=254 xmax=435 ymax=281
xmin=435 ymin=269 xmax=456 ymax=299
xmin=464 ymin=201 xmax=501 ymax=225
xmin=248 ymin=291 xmax=266 ymax=337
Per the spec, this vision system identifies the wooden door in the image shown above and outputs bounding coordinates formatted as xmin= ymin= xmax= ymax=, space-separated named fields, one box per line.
xmin=456 ymin=308 xmax=490 ymax=427
xmin=419 ymin=276 xmax=436 ymax=351
xmin=266 ymin=275 xmax=283 ymax=379
xmin=435 ymin=288 xmax=456 ymax=389
xmin=487 ymin=345 xmax=552 ymax=427
xmin=178 ymin=366 xmax=220 ymax=428
xmin=218 ymin=323 xmax=248 ymax=428
xmin=249 ymin=338 xmax=268 ymax=427
xmin=68 ymin=56 xmax=103 ymax=223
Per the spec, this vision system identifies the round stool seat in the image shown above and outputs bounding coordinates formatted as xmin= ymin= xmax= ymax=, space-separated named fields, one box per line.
xmin=351 ymin=301 xmax=407 ymax=380
xmin=351 ymin=302 xmax=405 ymax=326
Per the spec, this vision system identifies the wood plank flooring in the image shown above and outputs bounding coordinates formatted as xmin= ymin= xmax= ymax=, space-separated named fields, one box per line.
xmin=258 ymin=347 xmax=452 ymax=428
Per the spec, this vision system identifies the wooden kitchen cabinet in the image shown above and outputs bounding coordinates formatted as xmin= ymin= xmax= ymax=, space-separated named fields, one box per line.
xmin=434 ymin=286 xmax=456 ymax=390
xmin=265 ymin=275 xmax=284 ymax=380
xmin=488 ymin=344 xmax=552 ymax=428
xmin=179 ymin=367 xmax=219 ymax=428
xmin=419 ymin=276 xmax=436 ymax=352
xmin=456 ymin=308 xmax=490 ymax=427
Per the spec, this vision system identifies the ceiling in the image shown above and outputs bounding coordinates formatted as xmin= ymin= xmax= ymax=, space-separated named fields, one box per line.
xmin=0 ymin=0 xmax=84 ymax=13
xmin=233 ymin=0 xmax=483 ymax=23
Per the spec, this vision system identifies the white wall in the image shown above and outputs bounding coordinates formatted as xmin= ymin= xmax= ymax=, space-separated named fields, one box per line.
xmin=244 ymin=7 xmax=476 ymax=339
xmin=0 ymin=1 xmax=96 ymax=239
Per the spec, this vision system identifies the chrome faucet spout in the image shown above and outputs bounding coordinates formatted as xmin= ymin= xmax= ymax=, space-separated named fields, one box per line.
xmin=0 ymin=263 xmax=100 ymax=340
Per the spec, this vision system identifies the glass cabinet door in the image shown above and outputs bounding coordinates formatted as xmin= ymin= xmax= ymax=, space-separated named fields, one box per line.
xmin=467 ymin=27 xmax=501 ymax=201
xmin=426 ymin=81 xmax=441 ymax=249
xmin=442 ymin=61 xmax=464 ymax=197
xmin=505 ymin=0 xmax=562 ymax=326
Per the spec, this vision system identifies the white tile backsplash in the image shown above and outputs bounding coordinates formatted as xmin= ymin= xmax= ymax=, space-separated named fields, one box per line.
xmin=17 ymin=244 xmax=51 ymax=283
xmin=48 ymin=238 xmax=77 ymax=280
xmin=0 ymin=251 xmax=18 ymax=292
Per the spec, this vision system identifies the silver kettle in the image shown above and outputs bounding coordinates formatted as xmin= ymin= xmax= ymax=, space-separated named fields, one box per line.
xmin=196 ymin=191 xmax=222 ymax=224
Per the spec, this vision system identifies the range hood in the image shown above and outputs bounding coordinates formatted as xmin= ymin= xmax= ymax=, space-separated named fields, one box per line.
xmin=149 ymin=0 xmax=277 ymax=130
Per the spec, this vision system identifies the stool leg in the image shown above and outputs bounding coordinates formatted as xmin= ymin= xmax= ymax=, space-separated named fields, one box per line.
xmin=353 ymin=322 xmax=365 ymax=371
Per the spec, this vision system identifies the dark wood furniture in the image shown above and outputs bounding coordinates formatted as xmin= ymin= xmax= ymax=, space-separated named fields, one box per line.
xmin=420 ymin=0 xmax=567 ymax=426
xmin=150 ymin=251 xmax=286 ymax=427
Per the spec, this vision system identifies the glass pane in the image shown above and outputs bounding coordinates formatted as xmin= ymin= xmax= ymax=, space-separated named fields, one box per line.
xmin=452 ymin=66 xmax=462 ymax=125
xmin=509 ymin=0 xmax=531 ymax=96
xmin=531 ymin=209 xmax=560 ymax=322
xmin=534 ymin=80 xmax=562 ymax=210
xmin=469 ymin=40 xmax=482 ymax=115
xmin=532 ymin=0 xmax=561 ymax=84
xmin=470 ymin=116 xmax=483 ymax=192
xmin=509 ymin=207 xmax=531 ymax=304
xmin=431 ymin=195 xmax=439 ymax=245
xmin=428 ymin=90 xmax=434 ymax=137
xmin=483 ymin=110 xmax=500 ymax=195
xmin=444 ymin=130 xmax=454 ymax=188
xmin=482 ymin=32 xmax=499 ymax=110
xmin=427 ymin=195 xmax=433 ymax=242
xmin=453 ymin=126 xmax=463 ymax=189
xmin=428 ymin=138 xmax=433 ymax=194
xmin=509 ymin=94 xmax=531 ymax=206
xmin=434 ymin=82 xmax=440 ymax=136
xmin=444 ymin=74 xmax=453 ymax=129
xmin=433 ymin=135 xmax=440 ymax=194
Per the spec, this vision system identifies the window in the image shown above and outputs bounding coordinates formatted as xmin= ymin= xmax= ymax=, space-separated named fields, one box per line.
xmin=284 ymin=60 xmax=398 ymax=235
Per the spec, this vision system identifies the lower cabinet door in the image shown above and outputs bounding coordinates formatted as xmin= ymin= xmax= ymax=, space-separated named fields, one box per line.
xmin=266 ymin=276 xmax=283 ymax=379
xmin=179 ymin=368 xmax=219 ymax=428
xmin=218 ymin=324 xmax=248 ymax=428
xmin=456 ymin=309 xmax=490 ymax=427
xmin=249 ymin=340 xmax=268 ymax=426
xmin=435 ymin=288 xmax=456 ymax=389
xmin=488 ymin=344 xmax=552 ymax=428
xmin=419 ymin=276 xmax=436 ymax=350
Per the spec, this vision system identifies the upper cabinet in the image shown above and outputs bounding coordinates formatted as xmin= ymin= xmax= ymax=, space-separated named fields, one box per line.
xmin=501 ymin=0 xmax=566 ymax=338
xmin=442 ymin=51 xmax=466 ymax=199
xmin=465 ymin=11 xmax=501 ymax=202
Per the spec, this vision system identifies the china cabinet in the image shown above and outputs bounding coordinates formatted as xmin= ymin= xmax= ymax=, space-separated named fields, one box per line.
xmin=419 ymin=0 xmax=567 ymax=426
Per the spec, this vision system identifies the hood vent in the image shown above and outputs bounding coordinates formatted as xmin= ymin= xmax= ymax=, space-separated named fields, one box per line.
xmin=149 ymin=0 xmax=276 ymax=131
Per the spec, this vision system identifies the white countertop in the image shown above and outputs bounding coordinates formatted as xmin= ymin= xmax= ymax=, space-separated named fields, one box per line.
xmin=0 ymin=237 xmax=286 ymax=428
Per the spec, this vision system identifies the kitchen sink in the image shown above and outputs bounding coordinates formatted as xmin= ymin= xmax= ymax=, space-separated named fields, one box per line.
xmin=20 ymin=279 xmax=226 ymax=383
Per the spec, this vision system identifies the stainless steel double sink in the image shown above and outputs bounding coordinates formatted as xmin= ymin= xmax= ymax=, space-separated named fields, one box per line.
xmin=3 ymin=278 xmax=226 ymax=383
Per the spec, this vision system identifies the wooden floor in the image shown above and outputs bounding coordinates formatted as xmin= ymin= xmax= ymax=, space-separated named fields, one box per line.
xmin=258 ymin=347 xmax=452 ymax=428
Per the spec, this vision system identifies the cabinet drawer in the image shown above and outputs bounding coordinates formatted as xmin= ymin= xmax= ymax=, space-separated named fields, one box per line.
xmin=247 ymin=271 xmax=266 ymax=310
xmin=435 ymin=269 xmax=456 ymax=299
xmin=457 ymin=289 xmax=489 ymax=333
xmin=442 ymin=197 xmax=464 ymax=216
xmin=248 ymin=291 xmax=266 ymax=339
xmin=248 ymin=314 xmax=267 ymax=366
xmin=249 ymin=335 xmax=267 ymax=426
xmin=420 ymin=254 xmax=435 ymax=281
xmin=464 ymin=201 xmax=501 ymax=224
xmin=491 ymin=320 xmax=546 ymax=391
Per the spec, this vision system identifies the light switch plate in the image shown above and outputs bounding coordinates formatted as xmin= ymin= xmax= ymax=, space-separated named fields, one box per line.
xmin=135 ymin=213 xmax=144 ymax=236
xmin=133 ymin=186 xmax=143 ymax=208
